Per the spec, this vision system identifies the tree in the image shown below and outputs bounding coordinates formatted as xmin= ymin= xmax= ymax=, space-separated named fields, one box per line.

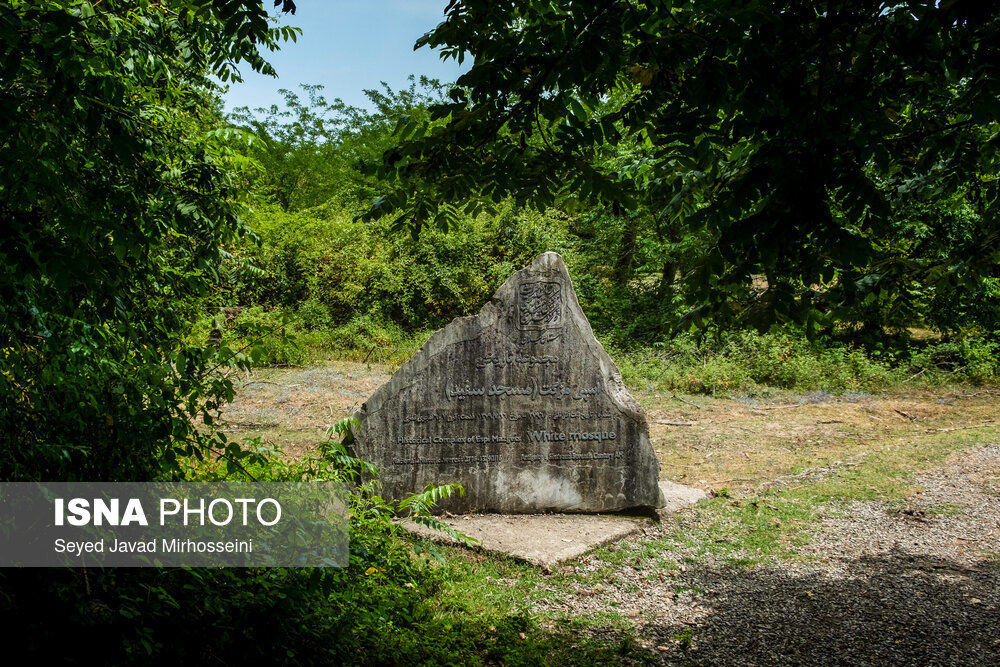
xmin=0 ymin=0 xmax=298 ymax=480
xmin=230 ymin=76 xmax=445 ymax=211
xmin=368 ymin=0 xmax=1000 ymax=334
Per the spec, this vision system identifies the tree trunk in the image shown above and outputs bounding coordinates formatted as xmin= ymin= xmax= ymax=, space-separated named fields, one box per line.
xmin=613 ymin=216 xmax=638 ymax=286
xmin=657 ymin=222 xmax=683 ymax=301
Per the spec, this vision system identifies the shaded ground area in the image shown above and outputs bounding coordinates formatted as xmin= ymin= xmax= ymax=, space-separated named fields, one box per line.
xmin=221 ymin=361 xmax=999 ymax=664
xmin=528 ymin=444 xmax=1000 ymax=664
xmin=643 ymin=552 xmax=999 ymax=665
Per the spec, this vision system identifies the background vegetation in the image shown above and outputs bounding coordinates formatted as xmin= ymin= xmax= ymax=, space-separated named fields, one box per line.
xmin=204 ymin=75 xmax=999 ymax=392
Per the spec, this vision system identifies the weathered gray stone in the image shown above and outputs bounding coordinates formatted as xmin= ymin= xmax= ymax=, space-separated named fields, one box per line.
xmin=353 ymin=252 xmax=662 ymax=513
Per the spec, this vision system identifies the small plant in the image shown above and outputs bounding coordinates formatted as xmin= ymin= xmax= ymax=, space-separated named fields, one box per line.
xmin=399 ymin=484 xmax=477 ymax=545
xmin=675 ymin=626 xmax=696 ymax=650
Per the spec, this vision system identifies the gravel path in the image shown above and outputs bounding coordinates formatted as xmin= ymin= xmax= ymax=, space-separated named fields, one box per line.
xmin=536 ymin=445 xmax=1000 ymax=665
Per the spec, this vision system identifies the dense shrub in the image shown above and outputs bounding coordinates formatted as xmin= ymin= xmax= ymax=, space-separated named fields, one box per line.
xmin=215 ymin=202 xmax=569 ymax=330
xmin=1 ymin=430 xmax=635 ymax=665
xmin=614 ymin=329 xmax=1000 ymax=394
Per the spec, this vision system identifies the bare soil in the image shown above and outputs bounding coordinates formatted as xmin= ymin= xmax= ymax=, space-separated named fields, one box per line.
xmin=548 ymin=444 xmax=1000 ymax=665
xmin=644 ymin=388 xmax=998 ymax=491
xmin=218 ymin=362 xmax=391 ymax=457
xmin=221 ymin=361 xmax=1000 ymax=665
xmin=220 ymin=361 xmax=997 ymax=489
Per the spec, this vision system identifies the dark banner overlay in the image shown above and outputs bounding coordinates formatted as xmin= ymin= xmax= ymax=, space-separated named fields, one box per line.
xmin=0 ymin=483 xmax=348 ymax=567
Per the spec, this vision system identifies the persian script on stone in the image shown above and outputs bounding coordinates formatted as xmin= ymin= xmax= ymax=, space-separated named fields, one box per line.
xmin=352 ymin=252 xmax=663 ymax=513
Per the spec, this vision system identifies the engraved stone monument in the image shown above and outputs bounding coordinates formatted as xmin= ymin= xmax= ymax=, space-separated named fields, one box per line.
xmin=352 ymin=252 xmax=663 ymax=513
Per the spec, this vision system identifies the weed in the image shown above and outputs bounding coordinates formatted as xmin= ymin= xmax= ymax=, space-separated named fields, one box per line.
xmin=674 ymin=626 xmax=696 ymax=650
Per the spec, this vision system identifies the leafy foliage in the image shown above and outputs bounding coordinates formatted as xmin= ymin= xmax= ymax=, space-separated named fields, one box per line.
xmin=0 ymin=422 xmax=569 ymax=664
xmin=367 ymin=0 xmax=1000 ymax=333
xmin=206 ymin=199 xmax=569 ymax=345
xmin=0 ymin=0 xmax=297 ymax=480
xmin=230 ymin=78 xmax=446 ymax=211
xmin=614 ymin=328 xmax=1000 ymax=394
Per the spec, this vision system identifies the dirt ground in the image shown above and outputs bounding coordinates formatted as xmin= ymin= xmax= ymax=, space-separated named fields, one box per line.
xmin=218 ymin=361 xmax=392 ymax=457
xmin=533 ymin=443 xmax=1000 ymax=664
xmin=220 ymin=361 xmax=1000 ymax=664
xmin=219 ymin=361 xmax=997 ymax=489
xmin=644 ymin=387 xmax=998 ymax=490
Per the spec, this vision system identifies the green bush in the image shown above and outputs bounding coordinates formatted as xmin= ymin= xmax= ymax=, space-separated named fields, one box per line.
xmin=906 ymin=338 xmax=1000 ymax=385
xmin=215 ymin=202 xmax=570 ymax=331
xmin=613 ymin=328 xmax=999 ymax=394
xmin=1 ymin=425 xmax=638 ymax=664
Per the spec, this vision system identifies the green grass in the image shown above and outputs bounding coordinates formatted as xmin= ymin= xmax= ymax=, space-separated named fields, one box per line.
xmin=432 ymin=425 xmax=998 ymax=626
xmin=674 ymin=428 xmax=995 ymax=566
xmin=924 ymin=502 xmax=965 ymax=516
xmin=668 ymin=427 xmax=996 ymax=567
xmin=670 ymin=494 xmax=817 ymax=566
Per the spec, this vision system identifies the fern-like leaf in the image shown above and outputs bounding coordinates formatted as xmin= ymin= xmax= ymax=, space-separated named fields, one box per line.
xmin=410 ymin=514 xmax=478 ymax=546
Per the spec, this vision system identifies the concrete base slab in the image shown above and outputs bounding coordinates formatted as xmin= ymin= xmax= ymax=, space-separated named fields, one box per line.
xmin=401 ymin=479 xmax=707 ymax=569
xmin=658 ymin=479 xmax=709 ymax=514
xmin=402 ymin=513 xmax=647 ymax=569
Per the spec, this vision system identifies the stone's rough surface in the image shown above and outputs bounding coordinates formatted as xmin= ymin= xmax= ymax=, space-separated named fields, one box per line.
xmin=401 ymin=514 xmax=647 ymax=569
xmin=353 ymin=252 xmax=662 ymax=513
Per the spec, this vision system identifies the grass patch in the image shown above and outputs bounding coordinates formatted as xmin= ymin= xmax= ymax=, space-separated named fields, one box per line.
xmin=430 ymin=548 xmax=551 ymax=616
xmin=785 ymin=427 xmax=999 ymax=502
xmin=924 ymin=502 xmax=965 ymax=516
xmin=671 ymin=494 xmax=817 ymax=566
xmin=661 ymin=427 xmax=998 ymax=566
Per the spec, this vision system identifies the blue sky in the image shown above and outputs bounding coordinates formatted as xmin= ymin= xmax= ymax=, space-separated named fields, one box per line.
xmin=222 ymin=1 xmax=466 ymax=113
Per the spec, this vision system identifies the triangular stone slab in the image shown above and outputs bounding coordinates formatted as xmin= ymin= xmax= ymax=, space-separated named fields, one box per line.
xmin=353 ymin=252 xmax=662 ymax=513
